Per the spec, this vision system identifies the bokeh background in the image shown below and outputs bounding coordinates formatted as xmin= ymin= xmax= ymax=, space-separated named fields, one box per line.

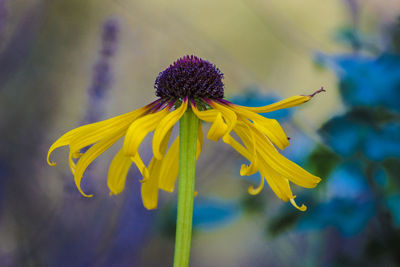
xmin=1 ymin=0 xmax=400 ymax=266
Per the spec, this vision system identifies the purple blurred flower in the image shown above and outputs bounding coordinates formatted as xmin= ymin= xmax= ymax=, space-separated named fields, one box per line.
xmin=0 ymin=0 xmax=6 ymax=39
xmin=83 ymin=18 xmax=119 ymax=124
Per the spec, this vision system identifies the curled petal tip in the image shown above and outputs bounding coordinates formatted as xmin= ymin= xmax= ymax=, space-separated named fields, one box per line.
xmin=248 ymin=186 xmax=259 ymax=195
xmin=290 ymin=198 xmax=307 ymax=211
xmin=47 ymin=153 xmax=56 ymax=166
xmin=48 ymin=161 xmax=56 ymax=166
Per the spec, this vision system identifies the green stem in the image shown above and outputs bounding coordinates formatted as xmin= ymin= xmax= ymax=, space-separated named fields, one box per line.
xmin=173 ymin=107 xmax=198 ymax=267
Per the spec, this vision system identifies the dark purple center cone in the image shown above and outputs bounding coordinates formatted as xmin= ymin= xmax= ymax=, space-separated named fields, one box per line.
xmin=155 ymin=55 xmax=224 ymax=101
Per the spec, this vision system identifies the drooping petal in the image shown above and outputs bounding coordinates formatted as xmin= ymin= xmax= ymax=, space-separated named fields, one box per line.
xmin=47 ymin=103 xmax=154 ymax=166
xmin=68 ymin=152 xmax=79 ymax=174
xmin=123 ymin=106 xmax=170 ymax=157
xmin=153 ymin=99 xmax=187 ymax=160
xmin=246 ymin=121 xmax=321 ymax=188
xmin=74 ymin=132 xmax=123 ymax=197
xmin=208 ymin=100 xmax=237 ymax=138
xmin=263 ymin=164 xmax=308 ymax=212
xmin=207 ymin=113 xmax=228 ymax=141
xmin=47 ymin=124 xmax=95 ymax=166
xmin=222 ymin=134 xmax=251 ymax=161
xmin=159 ymin=122 xmax=203 ymax=192
xmin=131 ymin=153 xmax=150 ymax=182
xmin=260 ymin=164 xmax=292 ymax=201
xmin=191 ymin=102 xmax=221 ymax=122
xmin=158 ymin=137 xmax=179 ymax=192
xmin=107 ymin=149 xmax=132 ymax=195
xmin=227 ymin=104 xmax=289 ymax=150
xmin=191 ymin=102 xmax=228 ymax=141
xmin=223 ymin=119 xmax=318 ymax=209
xmin=234 ymin=119 xmax=258 ymax=176
xmin=141 ymin=129 xmax=172 ymax=210
xmin=224 ymin=95 xmax=312 ymax=113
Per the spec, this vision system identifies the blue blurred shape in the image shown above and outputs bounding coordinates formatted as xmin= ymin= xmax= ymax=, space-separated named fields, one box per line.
xmin=230 ymin=87 xmax=292 ymax=120
xmin=315 ymin=53 xmax=400 ymax=111
xmin=363 ymin=122 xmax=400 ymax=161
xmin=298 ymin=198 xmax=374 ymax=236
xmin=386 ymin=194 xmax=400 ymax=227
xmin=320 ymin=115 xmax=363 ymax=157
xmin=321 ymin=113 xmax=400 ymax=160
xmin=326 ymin=162 xmax=370 ymax=200
xmin=193 ymin=197 xmax=240 ymax=231
xmin=298 ymin=162 xmax=375 ymax=236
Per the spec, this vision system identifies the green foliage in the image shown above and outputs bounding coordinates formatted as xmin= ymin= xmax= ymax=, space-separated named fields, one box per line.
xmin=240 ymin=193 xmax=266 ymax=214
xmin=305 ymin=144 xmax=340 ymax=180
xmin=267 ymin=209 xmax=301 ymax=237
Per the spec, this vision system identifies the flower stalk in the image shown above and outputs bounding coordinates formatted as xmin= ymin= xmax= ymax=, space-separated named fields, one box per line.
xmin=173 ymin=107 xmax=199 ymax=267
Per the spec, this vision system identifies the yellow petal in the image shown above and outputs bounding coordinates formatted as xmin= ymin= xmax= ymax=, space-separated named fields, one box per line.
xmin=141 ymin=129 xmax=172 ymax=210
xmin=207 ymin=112 xmax=228 ymax=141
xmin=235 ymin=120 xmax=258 ymax=176
xmin=158 ymin=137 xmax=179 ymax=192
xmin=47 ymin=103 xmax=153 ymax=166
xmin=222 ymin=134 xmax=251 ymax=160
xmin=248 ymin=122 xmax=321 ymax=188
xmin=261 ymin=164 xmax=292 ymax=201
xmin=158 ymin=124 xmax=202 ymax=193
xmin=220 ymin=119 xmax=258 ymax=176
xmin=68 ymin=152 xmax=77 ymax=174
xmin=131 ymin=153 xmax=149 ymax=182
xmin=74 ymin=132 xmax=123 ymax=197
xmin=230 ymin=95 xmax=312 ymax=113
xmin=224 ymin=121 xmax=319 ymax=207
xmin=107 ymin=149 xmax=132 ymax=195
xmin=290 ymin=197 xmax=307 ymax=211
xmin=208 ymin=101 xmax=237 ymax=137
xmin=229 ymin=105 xmax=289 ymax=150
xmin=191 ymin=102 xmax=229 ymax=142
xmin=191 ymin=102 xmax=221 ymax=122
xmin=248 ymin=173 xmax=264 ymax=195
xmin=123 ymin=106 xmax=170 ymax=157
xmin=153 ymin=99 xmax=187 ymax=160
xmin=47 ymin=124 xmax=97 ymax=166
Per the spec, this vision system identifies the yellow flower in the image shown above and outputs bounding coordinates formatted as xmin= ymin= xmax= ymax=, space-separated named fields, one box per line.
xmin=47 ymin=55 xmax=323 ymax=211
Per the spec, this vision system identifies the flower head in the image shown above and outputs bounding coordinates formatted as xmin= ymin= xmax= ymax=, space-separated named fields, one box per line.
xmin=155 ymin=55 xmax=224 ymax=100
xmin=48 ymin=55 xmax=324 ymax=211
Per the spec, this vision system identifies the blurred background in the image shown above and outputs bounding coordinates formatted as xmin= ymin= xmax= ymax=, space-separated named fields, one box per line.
xmin=1 ymin=0 xmax=400 ymax=266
